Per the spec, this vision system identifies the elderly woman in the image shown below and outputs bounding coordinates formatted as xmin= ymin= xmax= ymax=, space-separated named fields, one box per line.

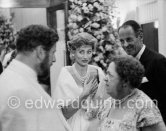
xmin=52 ymin=32 xmax=108 ymax=131
xmin=88 ymin=55 xmax=166 ymax=131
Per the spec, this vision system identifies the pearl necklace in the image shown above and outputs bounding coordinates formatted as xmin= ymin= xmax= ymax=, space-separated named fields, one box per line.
xmin=115 ymin=89 xmax=136 ymax=105
xmin=72 ymin=64 xmax=90 ymax=86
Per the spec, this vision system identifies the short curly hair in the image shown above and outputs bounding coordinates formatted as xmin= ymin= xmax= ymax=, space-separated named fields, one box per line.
xmin=109 ymin=55 xmax=145 ymax=88
xmin=67 ymin=32 xmax=97 ymax=52
xmin=16 ymin=25 xmax=59 ymax=53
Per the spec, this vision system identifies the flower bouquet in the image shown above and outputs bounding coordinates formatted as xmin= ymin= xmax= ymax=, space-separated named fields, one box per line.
xmin=68 ymin=0 xmax=118 ymax=71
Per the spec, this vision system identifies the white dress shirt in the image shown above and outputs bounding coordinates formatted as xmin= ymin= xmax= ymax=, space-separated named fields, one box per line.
xmin=0 ymin=59 xmax=70 ymax=131
xmin=135 ymin=44 xmax=146 ymax=60
xmin=135 ymin=45 xmax=148 ymax=83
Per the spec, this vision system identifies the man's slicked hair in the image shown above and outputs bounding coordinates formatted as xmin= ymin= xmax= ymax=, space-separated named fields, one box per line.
xmin=118 ymin=20 xmax=143 ymax=40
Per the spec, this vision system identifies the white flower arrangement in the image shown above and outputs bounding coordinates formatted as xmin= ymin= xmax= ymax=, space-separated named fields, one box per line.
xmin=0 ymin=15 xmax=15 ymax=52
xmin=68 ymin=0 xmax=118 ymax=72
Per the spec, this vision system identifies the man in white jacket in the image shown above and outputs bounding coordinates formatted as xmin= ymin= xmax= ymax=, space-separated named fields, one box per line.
xmin=0 ymin=25 xmax=70 ymax=131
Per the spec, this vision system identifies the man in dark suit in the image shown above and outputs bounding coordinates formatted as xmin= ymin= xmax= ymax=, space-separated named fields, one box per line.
xmin=118 ymin=20 xmax=166 ymax=123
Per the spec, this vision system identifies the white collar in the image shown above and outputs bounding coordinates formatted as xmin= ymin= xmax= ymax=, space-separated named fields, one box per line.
xmin=135 ymin=44 xmax=146 ymax=60
xmin=8 ymin=59 xmax=37 ymax=81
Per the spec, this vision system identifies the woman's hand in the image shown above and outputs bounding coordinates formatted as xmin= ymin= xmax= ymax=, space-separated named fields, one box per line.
xmin=80 ymin=77 xmax=98 ymax=100
xmin=87 ymin=118 xmax=100 ymax=131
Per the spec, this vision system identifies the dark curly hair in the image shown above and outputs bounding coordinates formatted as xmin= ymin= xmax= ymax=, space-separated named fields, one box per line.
xmin=16 ymin=25 xmax=59 ymax=53
xmin=67 ymin=32 xmax=97 ymax=52
xmin=109 ymin=55 xmax=145 ymax=88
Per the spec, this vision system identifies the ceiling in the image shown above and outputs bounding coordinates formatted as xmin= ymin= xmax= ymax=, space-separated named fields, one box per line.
xmin=0 ymin=0 xmax=65 ymax=8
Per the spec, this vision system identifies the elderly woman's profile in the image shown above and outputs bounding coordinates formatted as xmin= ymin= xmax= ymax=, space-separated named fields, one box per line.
xmin=88 ymin=55 xmax=166 ymax=131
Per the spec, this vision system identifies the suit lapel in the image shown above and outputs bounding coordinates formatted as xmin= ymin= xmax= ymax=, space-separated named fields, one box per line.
xmin=140 ymin=47 xmax=152 ymax=71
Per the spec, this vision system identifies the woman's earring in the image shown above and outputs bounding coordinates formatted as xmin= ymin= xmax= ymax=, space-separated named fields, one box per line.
xmin=71 ymin=54 xmax=75 ymax=59
xmin=70 ymin=53 xmax=75 ymax=62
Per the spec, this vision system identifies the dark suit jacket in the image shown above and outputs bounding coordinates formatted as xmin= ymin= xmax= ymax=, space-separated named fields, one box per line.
xmin=139 ymin=47 xmax=166 ymax=122
xmin=0 ymin=62 xmax=3 ymax=74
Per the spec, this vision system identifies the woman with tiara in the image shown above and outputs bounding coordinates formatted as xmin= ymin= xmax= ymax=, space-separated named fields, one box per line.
xmin=52 ymin=32 xmax=109 ymax=131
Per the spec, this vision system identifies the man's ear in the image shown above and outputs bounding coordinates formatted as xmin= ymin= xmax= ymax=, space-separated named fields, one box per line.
xmin=138 ymin=35 xmax=143 ymax=43
xmin=35 ymin=46 xmax=46 ymax=61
